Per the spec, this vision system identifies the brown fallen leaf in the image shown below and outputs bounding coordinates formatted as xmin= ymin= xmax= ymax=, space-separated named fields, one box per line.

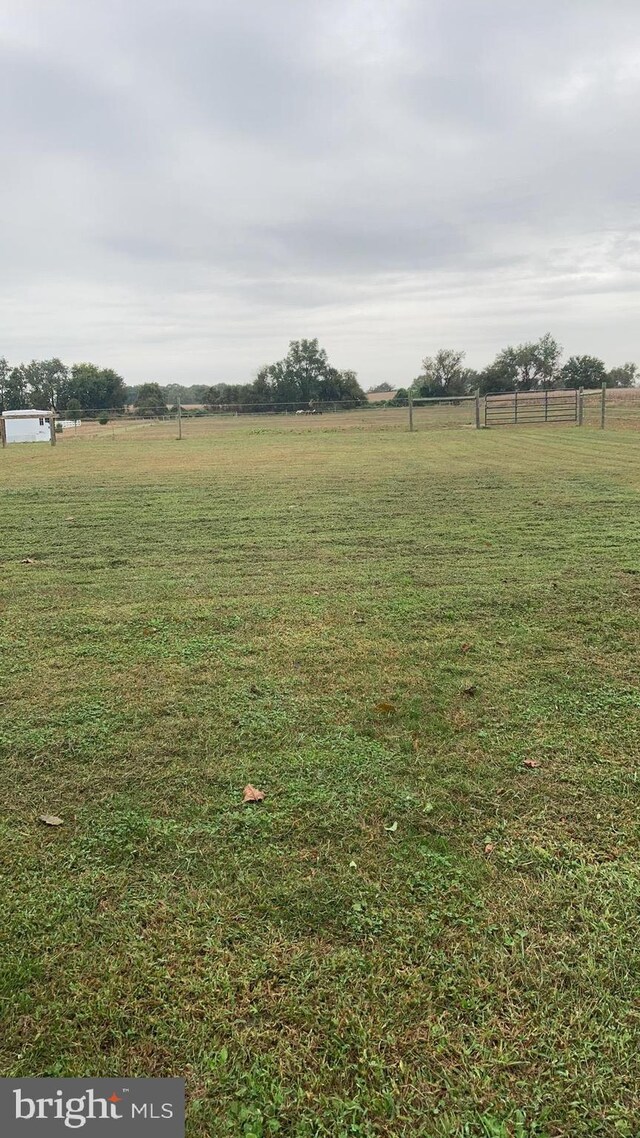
xmin=462 ymin=684 xmax=477 ymax=697
xmin=39 ymin=814 xmax=63 ymax=826
xmin=374 ymin=700 xmax=397 ymax=714
xmin=461 ymin=643 xmax=471 ymax=653
xmin=21 ymin=558 xmax=37 ymax=565
xmin=412 ymin=736 xmax=420 ymax=752
xmin=243 ymin=784 xmax=265 ymax=803
xmin=484 ymin=842 xmax=495 ymax=856
xmin=523 ymin=759 xmax=541 ymax=769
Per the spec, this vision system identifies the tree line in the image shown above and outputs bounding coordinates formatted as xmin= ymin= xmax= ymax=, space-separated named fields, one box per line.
xmin=0 ymin=358 xmax=127 ymax=416
xmin=0 ymin=357 xmax=189 ymax=420
xmin=0 ymin=341 xmax=366 ymax=416
xmin=1 ymin=334 xmax=637 ymax=417
xmin=200 ymin=339 xmax=366 ymax=411
xmin=386 ymin=335 xmax=637 ymax=406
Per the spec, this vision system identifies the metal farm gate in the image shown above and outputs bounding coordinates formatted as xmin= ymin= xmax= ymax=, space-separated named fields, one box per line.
xmin=484 ymin=389 xmax=579 ymax=428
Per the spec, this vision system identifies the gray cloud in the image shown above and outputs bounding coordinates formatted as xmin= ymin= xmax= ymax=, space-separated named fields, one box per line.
xmin=1 ymin=0 xmax=639 ymax=383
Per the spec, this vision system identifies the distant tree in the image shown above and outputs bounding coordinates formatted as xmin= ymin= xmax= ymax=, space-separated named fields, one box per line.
xmin=389 ymin=388 xmax=409 ymax=406
xmin=134 ymin=383 xmax=169 ymax=417
xmin=331 ymin=368 xmax=366 ymax=404
xmin=367 ymin=382 xmax=394 ymax=393
xmin=191 ymin=385 xmax=210 ymax=402
xmin=0 ymin=357 xmax=9 ymax=413
xmin=164 ymin=383 xmax=211 ymax=404
xmin=66 ymin=363 xmax=127 ymax=414
xmin=606 ymin=362 xmax=638 ymax=388
xmin=480 ymin=334 xmax=562 ymax=394
xmin=560 ymin=355 xmax=607 ymax=389
xmin=25 ymin=358 xmax=69 ymax=410
xmin=254 ymin=339 xmax=366 ymax=408
xmin=412 ymin=349 xmax=476 ymax=398
xmin=4 ymin=366 xmax=28 ymax=410
xmin=66 ymin=397 xmax=82 ymax=423
xmin=202 ymin=382 xmax=249 ymax=409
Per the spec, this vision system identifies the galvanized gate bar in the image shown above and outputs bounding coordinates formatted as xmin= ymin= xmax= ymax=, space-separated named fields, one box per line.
xmin=484 ymin=389 xmax=580 ymax=428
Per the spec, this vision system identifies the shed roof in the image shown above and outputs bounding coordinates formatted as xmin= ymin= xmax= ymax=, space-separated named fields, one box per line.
xmin=2 ymin=409 xmax=52 ymax=418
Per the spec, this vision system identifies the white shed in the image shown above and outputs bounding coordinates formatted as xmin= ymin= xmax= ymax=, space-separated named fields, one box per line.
xmin=1 ymin=409 xmax=55 ymax=446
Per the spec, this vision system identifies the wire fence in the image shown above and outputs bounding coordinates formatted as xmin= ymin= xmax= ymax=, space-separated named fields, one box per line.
xmin=581 ymin=387 xmax=640 ymax=430
xmin=4 ymin=387 xmax=640 ymax=446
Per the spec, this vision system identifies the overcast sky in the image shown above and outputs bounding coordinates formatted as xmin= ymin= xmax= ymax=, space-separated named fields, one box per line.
xmin=1 ymin=0 xmax=639 ymax=386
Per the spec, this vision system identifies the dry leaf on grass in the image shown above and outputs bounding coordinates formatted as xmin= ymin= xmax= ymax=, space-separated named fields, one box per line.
xmin=484 ymin=842 xmax=495 ymax=855
xmin=523 ymin=759 xmax=541 ymax=769
xmin=243 ymin=785 xmax=265 ymax=803
xmin=39 ymin=814 xmax=63 ymax=826
xmin=462 ymin=685 xmax=477 ymax=697
xmin=21 ymin=558 xmax=37 ymax=565
xmin=460 ymin=643 xmax=471 ymax=653
xmin=374 ymin=700 xmax=397 ymax=714
xmin=385 ymin=821 xmax=398 ymax=833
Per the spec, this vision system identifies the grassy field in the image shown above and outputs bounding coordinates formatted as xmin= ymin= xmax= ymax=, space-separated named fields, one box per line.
xmin=1 ymin=423 xmax=639 ymax=1137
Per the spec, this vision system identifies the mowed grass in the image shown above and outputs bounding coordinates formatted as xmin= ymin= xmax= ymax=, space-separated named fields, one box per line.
xmin=1 ymin=423 xmax=639 ymax=1137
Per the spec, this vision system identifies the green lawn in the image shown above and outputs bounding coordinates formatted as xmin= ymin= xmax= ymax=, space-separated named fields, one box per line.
xmin=1 ymin=424 xmax=639 ymax=1137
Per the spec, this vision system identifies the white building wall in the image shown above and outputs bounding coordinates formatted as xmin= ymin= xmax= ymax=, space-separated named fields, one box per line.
xmin=4 ymin=416 xmax=51 ymax=444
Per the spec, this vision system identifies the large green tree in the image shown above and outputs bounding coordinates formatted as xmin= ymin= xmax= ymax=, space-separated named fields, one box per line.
xmin=255 ymin=339 xmax=366 ymax=407
xmin=560 ymin=355 xmax=607 ymax=389
xmin=0 ymin=358 xmax=9 ymax=413
xmin=134 ymin=383 xmax=169 ymax=417
xmin=606 ymin=362 xmax=637 ymax=388
xmin=67 ymin=363 xmax=127 ymax=413
xmin=412 ymin=349 xmax=476 ymax=398
xmin=4 ymin=366 xmax=29 ymax=410
xmin=202 ymin=383 xmax=249 ymax=409
xmin=480 ymin=334 xmax=563 ymax=393
xmin=25 ymin=358 xmax=69 ymax=410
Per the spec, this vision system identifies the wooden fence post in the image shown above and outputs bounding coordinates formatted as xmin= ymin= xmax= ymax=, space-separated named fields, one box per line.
xmin=177 ymin=400 xmax=182 ymax=440
xmin=475 ymin=388 xmax=481 ymax=429
xmin=49 ymin=413 xmax=57 ymax=446
xmin=600 ymin=382 xmax=606 ymax=430
xmin=578 ymin=387 xmax=583 ymax=426
xmin=408 ymin=391 xmax=414 ymax=433
xmin=0 ymin=417 xmax=6 ymax=448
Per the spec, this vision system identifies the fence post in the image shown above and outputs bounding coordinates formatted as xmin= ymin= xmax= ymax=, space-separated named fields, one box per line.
xmin=49 ymin=413 xmax=56 ymax=446
xmin=408 ymin=391 xmax=414 ymax=433
xmin=577 ymin=387 xmax=583 ymax=426
xmin=0 ymin=417 xmax=6 ymax=448
xmin=475 ymin=388 xmax=481 ymax=429
xmin=600 ymin=382 xmax=606 ymax=430
xmin=177 ymin=400 xmax=182 ymax=440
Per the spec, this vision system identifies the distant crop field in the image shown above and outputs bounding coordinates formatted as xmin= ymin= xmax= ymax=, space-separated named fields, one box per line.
xmin=1 ymin=425 xmax=639 ymax=1137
